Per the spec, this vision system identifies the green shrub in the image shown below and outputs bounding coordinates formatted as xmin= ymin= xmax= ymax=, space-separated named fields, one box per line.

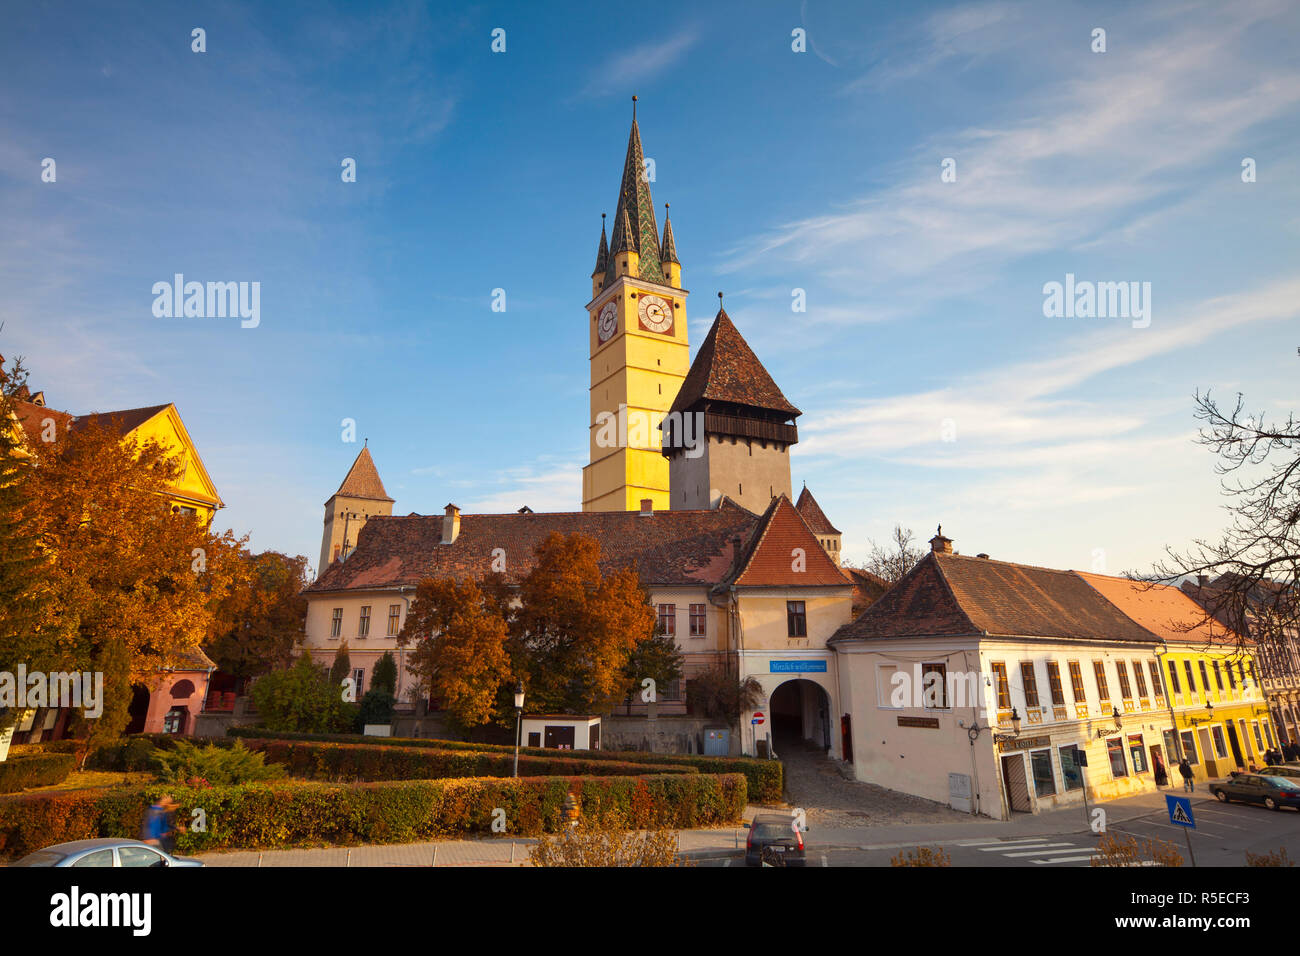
xmin=353 ymin=690 xmax=395 ymax=733
xmin=250 ymin=654 xmax=358 ymax=734
xmin=228 ymin=728 xmax=783 ymax=802
xmin=240 ymin=739 xmax=695 ymax=782
xmin=152 ymin=739 xmax=284 ymax=787
xmin=84 ymin=734 xmax=180 ymax=772
xmin=0 ymin=753 xmax=76 ymax=793
xmin=0 ymin=773 xmax=747 ymax=857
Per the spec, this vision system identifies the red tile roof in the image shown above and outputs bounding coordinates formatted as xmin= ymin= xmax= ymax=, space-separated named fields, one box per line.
xmin=11 ymin=400 xmax=73 ymax=446
xmin=668 ymin=309 xmax=801 ymax=418
xmin=1078 ymin=571 xmax=1245 ymax=647
xmin=306 ymin=499 xmax=761 ymax=594
xmin=74 ymin=404 xmax=171 ymax=436
xmin=731 ymin=495 xmax=851 ymax=588
xmin=832 ymin=552 xmax=1158 ymax=644
xmin=795 ymin=485 xmax=840 ymax=535
xmin=331 ymin=447 xmax=393 ymax=503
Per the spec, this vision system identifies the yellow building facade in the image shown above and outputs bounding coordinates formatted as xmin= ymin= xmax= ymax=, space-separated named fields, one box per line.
xmin=582 ymin=102 xmax=690 ymax=512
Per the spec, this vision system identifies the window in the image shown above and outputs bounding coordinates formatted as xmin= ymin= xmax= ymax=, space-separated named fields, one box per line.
xmin=1211 ymin=726 xmax=1228 ymax=759
xmin=1212 ymin=661 xmax=1224 ymax=691
xmin=1199 ymin=661 xmax=1211 ymax=696
xmin=1265 ymin=723 xmax=1275 ymax=748
xmin=877 ymin=664 xmax=901 ymax=708
xmin=1115 ymin=661 xmax=1133 ymax=701
xmin=1068 ymin=661 xmax=1087 ymax=705
xmin=1167 ymin=660 xmax=1181 ymax=695
xmin=922 ymin=662 xmax=948 ymax=709
xmin=1148 ymin=661 xmax=1164 ymax=701
xmin=1180 ymin=730 xmax=1198 ymax=765
xmin=119 ymin=846 xmax=166 ymax=868
xmin=1225 ymin=662 xmax=1236 ymax=690
xmin=359 ymin=605 xmax=371 ymax=638
xmin=1031 ymin=750 xmax=1057 ymax=797
xmin=1128 ymin=734 xmax=1148 ymax=773
xmin=71 ymin=848 xmax=116 ymax=867
xmin=1020 ymin=662 xmax=1040 ymax=709
xmin=1163 ymin=729 xmax=1181 ymax=763
xmin=1184 ymin=661 xmax=1197 ymax=696
xmin=657 ymin=604 xmax=676 ymax=636
xmin=689 ymin=604 xmax=707 ymax=637
xmin=1093 ymin=661 xmax=1111 ymax=703
xmin=388 ymin=604 xmax=401 ymax=636
xmin=990 ymin=663 xmax=1011 ymax=711
xmin=786 ymin=601 xmax=807 ymax=637
xmin=331 ymin=608 xmax=343 ymax=639
xmin=661 ymin=678 xmax=682 ymax=701
xmin=1253 ymin=722 xmax=1265 ymax=751
xmin=1131 ymin=661 xmax=1148 ymax=699
xmin=1059 ymin=745 xmax=1084 ymax=791
xmin=1046 ymin=662 xmax=1066 ymax=706
xmin=352 ymin=668 xmax=364 ymax=695
xmin=1107 ymin=738 xmax=1128 ymax=777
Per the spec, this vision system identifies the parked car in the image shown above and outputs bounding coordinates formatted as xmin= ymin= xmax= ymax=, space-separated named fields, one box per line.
xmin=1258 ymin=764 xmax=1300 ymax=779
xmin=1209 ymin=773 xmax=1300 ymax=811
xmin=744 ymin=813 xmax=807 ymax=867
xmin=10 ymin=838 xmax=205 ymax=868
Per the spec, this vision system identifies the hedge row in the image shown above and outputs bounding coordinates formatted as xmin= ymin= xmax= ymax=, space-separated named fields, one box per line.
xmin=228 ymin=728 xmax=784 ymax=802
xmin=0 ymin=773 xmax=747 ymax=858
xmin=0 ymin=753 xmax=76 ymax=794
xmin=241 ymin=739 xmax=697 ymax=782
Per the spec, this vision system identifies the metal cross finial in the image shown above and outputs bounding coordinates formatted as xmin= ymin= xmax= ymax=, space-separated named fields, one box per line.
xmin=632 ymin=94 xmax=637 ymax=120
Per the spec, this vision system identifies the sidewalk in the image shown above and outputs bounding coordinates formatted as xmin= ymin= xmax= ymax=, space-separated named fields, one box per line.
xmin=194 ymin=789 xmax=1192 ymax=866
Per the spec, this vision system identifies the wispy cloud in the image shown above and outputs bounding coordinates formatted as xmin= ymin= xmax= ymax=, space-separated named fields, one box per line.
xmin=577 ymin=30 xmax=700 ymax=99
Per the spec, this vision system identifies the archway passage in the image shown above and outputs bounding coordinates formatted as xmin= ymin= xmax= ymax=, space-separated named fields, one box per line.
xmin=124 ymin=684 xmax=152 ymax=735
xmin=769 ymin=678 xmax=831 ymax=753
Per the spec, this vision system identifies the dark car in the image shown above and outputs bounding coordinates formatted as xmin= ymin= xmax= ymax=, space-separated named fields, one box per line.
xmin=1258 ymin=764 xmax=1300 ymax=779
xmin=10 ymin=838 xmax=205 ymax=868
xmin=744 ymin=813 xmax=807 ymax=867
xmin=1209 ymin=773 xmax=1300 ymax=811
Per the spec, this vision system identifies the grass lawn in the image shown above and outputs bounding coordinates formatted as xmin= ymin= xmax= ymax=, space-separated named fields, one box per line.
xmin=20 ymin=770 xmax=154 ymax=794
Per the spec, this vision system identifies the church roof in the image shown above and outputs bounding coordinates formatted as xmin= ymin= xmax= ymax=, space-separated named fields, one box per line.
xmin=592 ymin=214 xmax=608 ymax=276
xmin=795 ymin=485 xmax=840 ymax=535
xmin=331 ymin=446 xmax=393 ymax=504
xmin=603 ymin=114 xmax=664 ymax=285
xmin=669 ymin=308 xmax=802 ymax=419
xmin=306 ymin=498 xmax=760 ymax=593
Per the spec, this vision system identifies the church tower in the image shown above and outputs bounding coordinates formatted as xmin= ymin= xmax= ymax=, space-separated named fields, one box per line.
xmin=318 ymin=445 xmax=394 ymax=577
xmin=582 ymin=98 xmax=690 ymax=512
xmin=662 ymin=302 xmax=801 ymax=515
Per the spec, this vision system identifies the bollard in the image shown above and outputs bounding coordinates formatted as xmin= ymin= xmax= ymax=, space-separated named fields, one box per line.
xmin=432 ymin=845 xmax=438 ymax=867
xmin=511 ymin=842 xmax=516 ymax=864
xmin=346 ymin=848 xmax=352 ymax=868
xmin=257 ymin=852 xmax=263 ymax=868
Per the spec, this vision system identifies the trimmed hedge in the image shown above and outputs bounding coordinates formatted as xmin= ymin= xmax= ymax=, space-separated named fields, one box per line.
xmin=242 ymin=739 xmax=696 ymax=782
xmin=228 ymin=727 xmax=784 ymax=802
xmin=0 ymin=773 xmax=747 ymax=858
xmin=0 ymin=753 xmax=76 ymax=794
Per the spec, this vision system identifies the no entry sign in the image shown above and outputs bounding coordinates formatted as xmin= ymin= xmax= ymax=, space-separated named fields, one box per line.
xmin=752 ymin=712 xmax=765 ymax=725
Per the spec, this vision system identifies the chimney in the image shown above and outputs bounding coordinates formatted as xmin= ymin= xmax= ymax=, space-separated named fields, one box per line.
xmin=977 ymin=553 xmax=990 ymax=560
xmin=639 ymin=498 xmax=654 ymax=516
xmin=441 ymin=503 xmax=461 ymax=545
xmin=1197 ymin=574 xmax=1208 ymax=587
xmin=929 ymin=524 xmax=953 ymax=554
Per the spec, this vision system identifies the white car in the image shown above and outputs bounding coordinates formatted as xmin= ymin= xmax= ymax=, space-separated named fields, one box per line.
xmin=10 ymin=838 xmax=204 ymax=867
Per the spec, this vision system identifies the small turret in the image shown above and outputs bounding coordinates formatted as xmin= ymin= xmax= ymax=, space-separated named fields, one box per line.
xmin=592 ymin=213 xmax=609 ymax=297
xmin=660 ymin=203 xmax=680 ymax=288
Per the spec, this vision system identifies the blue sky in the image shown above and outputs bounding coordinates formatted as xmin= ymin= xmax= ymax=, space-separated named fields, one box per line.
xmin=2 ymin=0 xmax=1298 ymax=577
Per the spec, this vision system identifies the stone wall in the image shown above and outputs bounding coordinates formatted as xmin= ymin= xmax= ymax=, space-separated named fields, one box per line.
xmin=599 ymin=716 xmax=737 ymax=755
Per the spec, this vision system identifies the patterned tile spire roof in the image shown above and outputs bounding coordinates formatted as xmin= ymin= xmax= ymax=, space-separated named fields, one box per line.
xmin=668 ymin=306 xmax=802 ymax=418
xmin=331 ymin=446 xmax=393 ymax=503
xmin=611 ymin=197 xmax=635 ymax=256
xmin=660 ymin=203 xmax=679 ymax=264
xmin=603 ymin=102 xmax=664 ymax=285
xmin=592 ymin=212 xmax=608 ymax=276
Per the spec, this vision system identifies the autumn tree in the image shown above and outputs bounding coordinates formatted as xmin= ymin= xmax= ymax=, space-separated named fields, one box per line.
xmin=511 ymin=532 xmax=657 ymax=718
xmin=400 ymin=577 xmax=513 ymax=729
xmin=17 ymin=409 xmax=241 ymax=746
xmin=204 ymin=549 xmax=309 ymax=683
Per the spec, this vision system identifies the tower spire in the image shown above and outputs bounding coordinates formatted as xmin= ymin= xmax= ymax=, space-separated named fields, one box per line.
xmin=604 ymin=98 xmax=663 ymax=285
xmin=660 ymin=202 xmax=679 ymax=264
xmin=593 ymin=212 xmax=608 ymax=276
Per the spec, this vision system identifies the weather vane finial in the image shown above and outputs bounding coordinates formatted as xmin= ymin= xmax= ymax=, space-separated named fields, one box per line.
xmin=632 ymin=94 xmax=637 ymax=120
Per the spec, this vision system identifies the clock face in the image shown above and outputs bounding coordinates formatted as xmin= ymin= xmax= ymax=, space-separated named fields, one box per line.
xmin=597 ymin=302 xmax=618 ymax=343
xmin=637 ymin=295 xmax=673 ymax=334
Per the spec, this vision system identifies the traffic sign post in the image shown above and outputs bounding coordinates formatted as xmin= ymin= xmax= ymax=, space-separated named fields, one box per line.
xmin=751 ymin=712 xmax=765 ymax=758
xmin=1166 ymin=794 xmax=1197 ymax=866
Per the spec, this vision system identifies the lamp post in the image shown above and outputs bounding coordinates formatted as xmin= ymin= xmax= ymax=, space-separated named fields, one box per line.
xmin=513 ymin=681 xmax=525 ymax=778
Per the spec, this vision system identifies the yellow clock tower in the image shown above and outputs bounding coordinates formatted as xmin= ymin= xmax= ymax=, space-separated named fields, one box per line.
xmin=583 ymin=99 xmax=689 ymax=512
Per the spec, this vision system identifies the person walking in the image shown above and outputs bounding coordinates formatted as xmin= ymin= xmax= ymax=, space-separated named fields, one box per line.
xmin=1153 ymin=753 xmax=1169 ymax=788
xmin=141 ymin=795 xmax=183 ymax=855
xmin=1178 ymin=757 xmax=1195 ymax=792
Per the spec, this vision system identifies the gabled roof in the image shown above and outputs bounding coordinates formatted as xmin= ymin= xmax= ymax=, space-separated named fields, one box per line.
xmin=1078 ymin=571 xmax=1244 ymax=647
xmin=604 ymin=116 xmax=664 ymax=285
xmin=11 ymin=399 xmax=73 ymax=446
xmin=74 ymin=404 xmax=171 ymax=436
xmin=795 ymin=485 xmax=839 ymax=535
xmin=669 ymin=308 xmax=802 ymax=418
xmin=728 ymin=495 xmax=851 ymax=588
xmin=306 ymin=499 xmax=760 ymax=594
xmin=832 ymin=552 xmax=1159 ymax=644
xmin=330 ymin=446 xmax=393 ymax=504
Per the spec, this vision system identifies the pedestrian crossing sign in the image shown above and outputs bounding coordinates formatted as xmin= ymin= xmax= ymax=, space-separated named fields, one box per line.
xmin=1166 ymin=794 xmax=1195 ymax=828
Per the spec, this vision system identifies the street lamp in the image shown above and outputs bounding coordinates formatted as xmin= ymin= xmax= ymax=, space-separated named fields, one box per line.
xmin=512 ymin=680 xmax=525 ymax=778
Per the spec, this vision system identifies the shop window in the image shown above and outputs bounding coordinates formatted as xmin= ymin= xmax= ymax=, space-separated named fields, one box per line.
xmin=1128 ymin=734 xmax=1148 ymax=773
xmin=1211 ymin=726 xmax=1228 ymax=759
xmin=1059 ymin=745 xmax=1084 ymax=791
xmin=1180 ymin=730 xmax=1198 ymax=764
xmin=1107 ymin=738 xmax=1127 ymax=777
xmin=1031 ymin=749 xmax=1057 ymax=797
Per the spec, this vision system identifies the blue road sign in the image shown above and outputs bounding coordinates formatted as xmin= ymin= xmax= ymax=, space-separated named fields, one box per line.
xmin=1166 ymin=794 xmax=1196 ymax=828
